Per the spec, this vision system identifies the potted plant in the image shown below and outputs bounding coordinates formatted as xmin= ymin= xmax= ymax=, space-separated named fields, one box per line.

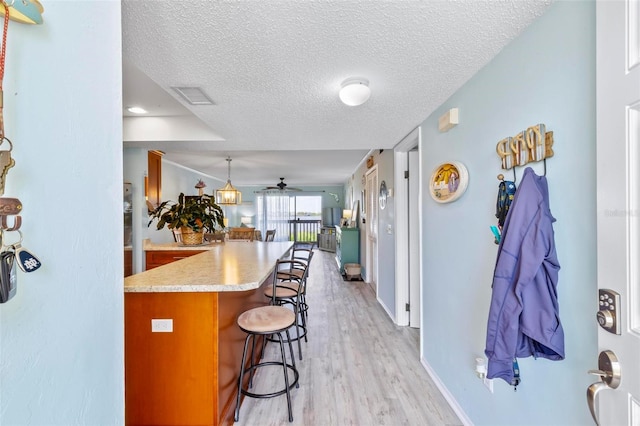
xmin=148 ymin=193 xmax=225 ymax=245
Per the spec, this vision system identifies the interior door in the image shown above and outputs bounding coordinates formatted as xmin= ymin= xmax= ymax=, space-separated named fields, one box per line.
xmin=593 ymin=1 xmax=640 ymax=424
xmin=365 ymin=167 xmax=378 ymax=290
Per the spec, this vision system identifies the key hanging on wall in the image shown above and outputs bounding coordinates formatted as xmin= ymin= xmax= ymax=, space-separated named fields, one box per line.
xmin=0 ymin=1 xmax=43 ymax=291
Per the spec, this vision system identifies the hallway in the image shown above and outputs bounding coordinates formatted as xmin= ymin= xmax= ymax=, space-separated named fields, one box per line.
xmin=235 ymin=249 xmax=462 ymax=426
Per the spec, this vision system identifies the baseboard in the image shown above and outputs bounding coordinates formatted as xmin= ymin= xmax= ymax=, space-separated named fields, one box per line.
xmin=378 ymin=296 xmax=395 ymax=322
xmin=420 ymin=357 xmax=474 ymax=426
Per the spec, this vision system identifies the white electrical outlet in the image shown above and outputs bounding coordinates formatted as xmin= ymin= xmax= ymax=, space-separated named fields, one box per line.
xmin=151 ymin=319 xmax=173 ymax=333
xmin=483 ymin=377 xmax=494 ymax=393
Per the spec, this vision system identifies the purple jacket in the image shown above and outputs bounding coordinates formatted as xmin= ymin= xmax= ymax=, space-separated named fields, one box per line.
xmin=485 ymin=167 xmax=565 ymax=384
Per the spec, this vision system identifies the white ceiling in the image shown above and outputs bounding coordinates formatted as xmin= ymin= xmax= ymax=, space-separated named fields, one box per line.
xmin=121 ymin=0 xmax=553 ymax=186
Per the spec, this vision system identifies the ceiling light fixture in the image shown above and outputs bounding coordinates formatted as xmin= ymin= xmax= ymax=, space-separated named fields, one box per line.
xmin=127 ymin=106 xmax=147 ymax=114
xmin=339 ymin=78 xmax=371 ymax=106
xmin=216 ymin=157 xmax=242 ymax=205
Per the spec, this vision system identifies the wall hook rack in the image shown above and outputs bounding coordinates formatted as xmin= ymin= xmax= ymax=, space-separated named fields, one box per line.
xmin=496 ymin=124 xmax=554 ymax=170
xmin=0 ymin=0 xmax=44 ymax=25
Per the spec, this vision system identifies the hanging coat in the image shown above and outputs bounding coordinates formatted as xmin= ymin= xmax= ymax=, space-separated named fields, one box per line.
xmin=484 ymin=167 xmax=565 ymax=384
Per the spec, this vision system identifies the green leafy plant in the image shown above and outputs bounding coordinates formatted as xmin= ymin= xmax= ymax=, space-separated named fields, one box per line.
xmin=148 ymin=193 xmax=225 ymax=233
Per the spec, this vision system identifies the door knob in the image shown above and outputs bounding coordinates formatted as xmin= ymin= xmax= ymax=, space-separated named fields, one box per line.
xmin=587 ymin=382 xmax=608 ymax=426
xmin=586 ymin=350 xmax=621 ymax=425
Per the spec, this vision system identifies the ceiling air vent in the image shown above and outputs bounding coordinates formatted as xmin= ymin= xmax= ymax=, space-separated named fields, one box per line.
xmin=171 ymin=86 xmax=215 ymax=105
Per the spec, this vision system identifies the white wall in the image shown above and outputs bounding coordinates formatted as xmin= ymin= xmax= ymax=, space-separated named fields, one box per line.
xmin=419 ymin=2 xmax=596 ymax=424
xmin=0 ymin=2 xmax=124 ymax=424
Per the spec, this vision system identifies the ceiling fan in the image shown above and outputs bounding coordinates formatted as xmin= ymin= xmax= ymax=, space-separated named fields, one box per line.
xmin=263 ymin=177 xmax=302 ymax=192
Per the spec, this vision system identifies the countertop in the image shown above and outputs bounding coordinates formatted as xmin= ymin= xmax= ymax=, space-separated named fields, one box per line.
xmin=143 ymin=239 xmax=225 ymax=251
xmin=125 ymin=241 xmax=293 ymax=293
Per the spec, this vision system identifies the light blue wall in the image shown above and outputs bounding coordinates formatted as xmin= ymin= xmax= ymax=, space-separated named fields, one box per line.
xmin=420 ymin=2 xmax=596 ymax=425
xmin=375 ymin=151 xmax=395 ymax=316
xmin=0 ymin=2 xmax=124 ymax=424
xmin=345 ymin=150 xmax=396 ymax=317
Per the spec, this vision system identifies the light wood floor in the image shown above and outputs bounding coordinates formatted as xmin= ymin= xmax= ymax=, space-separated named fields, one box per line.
xmin=234 ymin=248 xmax=462 ymax=426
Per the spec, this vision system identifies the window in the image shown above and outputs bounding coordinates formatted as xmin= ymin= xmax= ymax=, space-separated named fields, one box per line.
xmin=256 ymin=194 xmax=322 ymax=242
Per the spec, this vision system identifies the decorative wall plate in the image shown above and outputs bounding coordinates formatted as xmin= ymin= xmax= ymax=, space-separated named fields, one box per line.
xmin=379 ymin=180 xmax=388 ymax=209
xmin=429 ymin=161 xmax=469 ymax=203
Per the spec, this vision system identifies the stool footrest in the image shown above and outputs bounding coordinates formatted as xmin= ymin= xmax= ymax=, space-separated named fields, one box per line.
xmin=267 ymin=326 xmax=307 ymax=344
xmin=240 ymin=361 xmax=299 ymax=399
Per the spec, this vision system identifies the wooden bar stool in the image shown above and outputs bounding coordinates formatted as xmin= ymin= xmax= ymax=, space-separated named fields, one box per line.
xmin=234 ymin=305 xmax=299 ymax=423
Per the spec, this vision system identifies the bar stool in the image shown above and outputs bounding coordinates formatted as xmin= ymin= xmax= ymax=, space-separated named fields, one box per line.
xmin=287 ymin=247 xmax=314 ymax=326
xmin=265 ymin=259 xmax=309 ymax=360
xmin=234 ymin=305 xmax=299 ymax=423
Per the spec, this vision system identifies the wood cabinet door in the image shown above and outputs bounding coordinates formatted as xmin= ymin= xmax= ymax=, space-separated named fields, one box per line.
xmin=145 ymin=250 xmax=206 ymax=270
xmin=147 ymin=150 xmax=163 ymax=209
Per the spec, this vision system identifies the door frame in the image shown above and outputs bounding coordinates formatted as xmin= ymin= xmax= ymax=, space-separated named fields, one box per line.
xmin=394 ymin=127 xmax=421 ymax=326
xmin=364 ymin=165 xmax=378 ymax=292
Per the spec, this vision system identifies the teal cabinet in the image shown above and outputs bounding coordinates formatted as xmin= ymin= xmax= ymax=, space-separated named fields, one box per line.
xmin=335 ymin=226 xmax=360 ymax=274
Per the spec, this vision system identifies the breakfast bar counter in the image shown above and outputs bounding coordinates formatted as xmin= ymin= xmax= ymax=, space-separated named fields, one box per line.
xmin=129 ymin=240 xmax=293 ymax=292
xmin=125 ymin=241 xmax=293 ymax=426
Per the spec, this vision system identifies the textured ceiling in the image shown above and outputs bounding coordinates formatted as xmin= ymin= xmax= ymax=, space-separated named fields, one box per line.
xmin=122 ymin=0 xmax=553 ymax=186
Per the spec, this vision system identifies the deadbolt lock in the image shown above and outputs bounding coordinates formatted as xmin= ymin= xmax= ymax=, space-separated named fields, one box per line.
xmin=597 ymin=289 xmax=620 ymax=335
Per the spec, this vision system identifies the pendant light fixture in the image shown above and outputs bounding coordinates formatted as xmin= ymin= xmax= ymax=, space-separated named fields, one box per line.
xmin=216 ymin=157 xmax=242 ymax=205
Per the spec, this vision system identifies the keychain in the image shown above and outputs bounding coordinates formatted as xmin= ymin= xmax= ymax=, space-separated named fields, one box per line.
xmin=0 ymin=137 xmax=15 ymax=196
xmin=1 ymin=229 xmax=41 ymax=273
xmin=0 ymin=233 xmax=16 ymax=302
xmin=14 ymin=241 xmax=41 ymax=272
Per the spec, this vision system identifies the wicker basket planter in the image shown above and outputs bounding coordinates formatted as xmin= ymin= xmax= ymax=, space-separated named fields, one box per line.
xmin=180 ymin=227 xmax=204 ymax=245
xmin=344 ymin=263 xmax=361 ymax=279
xmin=148 ymin=193 xmax=225 ymax=245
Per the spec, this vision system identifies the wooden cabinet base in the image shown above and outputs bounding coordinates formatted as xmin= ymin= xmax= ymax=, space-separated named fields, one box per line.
xmin=125 ymin=277 xmax=271 ymax=425
xmin=145 ymin=250 xmax=207 ymax=270
xmin=124 ymin=249 xmax=133 ymax=277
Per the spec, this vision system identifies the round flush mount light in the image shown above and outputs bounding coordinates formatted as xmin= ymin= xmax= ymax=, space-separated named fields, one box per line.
xmin=339 ymin=78 xmax=371 ymax=106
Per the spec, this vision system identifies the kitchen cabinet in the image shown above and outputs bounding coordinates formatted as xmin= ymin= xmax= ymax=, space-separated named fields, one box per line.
xmin=125 ymin=242 xmax=293 ymax=426
xmin=147 ymin=150 xmax=163 ymax=209
xmin=145 ymin=250 xmax=206 ymax=270
xmin=335 ymin=226 xmax=359 ymax=274
xmin=124 ymin=248 xmax=133 ymax=277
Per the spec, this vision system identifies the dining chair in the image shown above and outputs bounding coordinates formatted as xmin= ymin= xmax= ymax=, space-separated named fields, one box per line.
xmin=265 ymin=229 xmax=276 ymax=242
xmin=228 ymin=227 xmax=255 ymax=241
